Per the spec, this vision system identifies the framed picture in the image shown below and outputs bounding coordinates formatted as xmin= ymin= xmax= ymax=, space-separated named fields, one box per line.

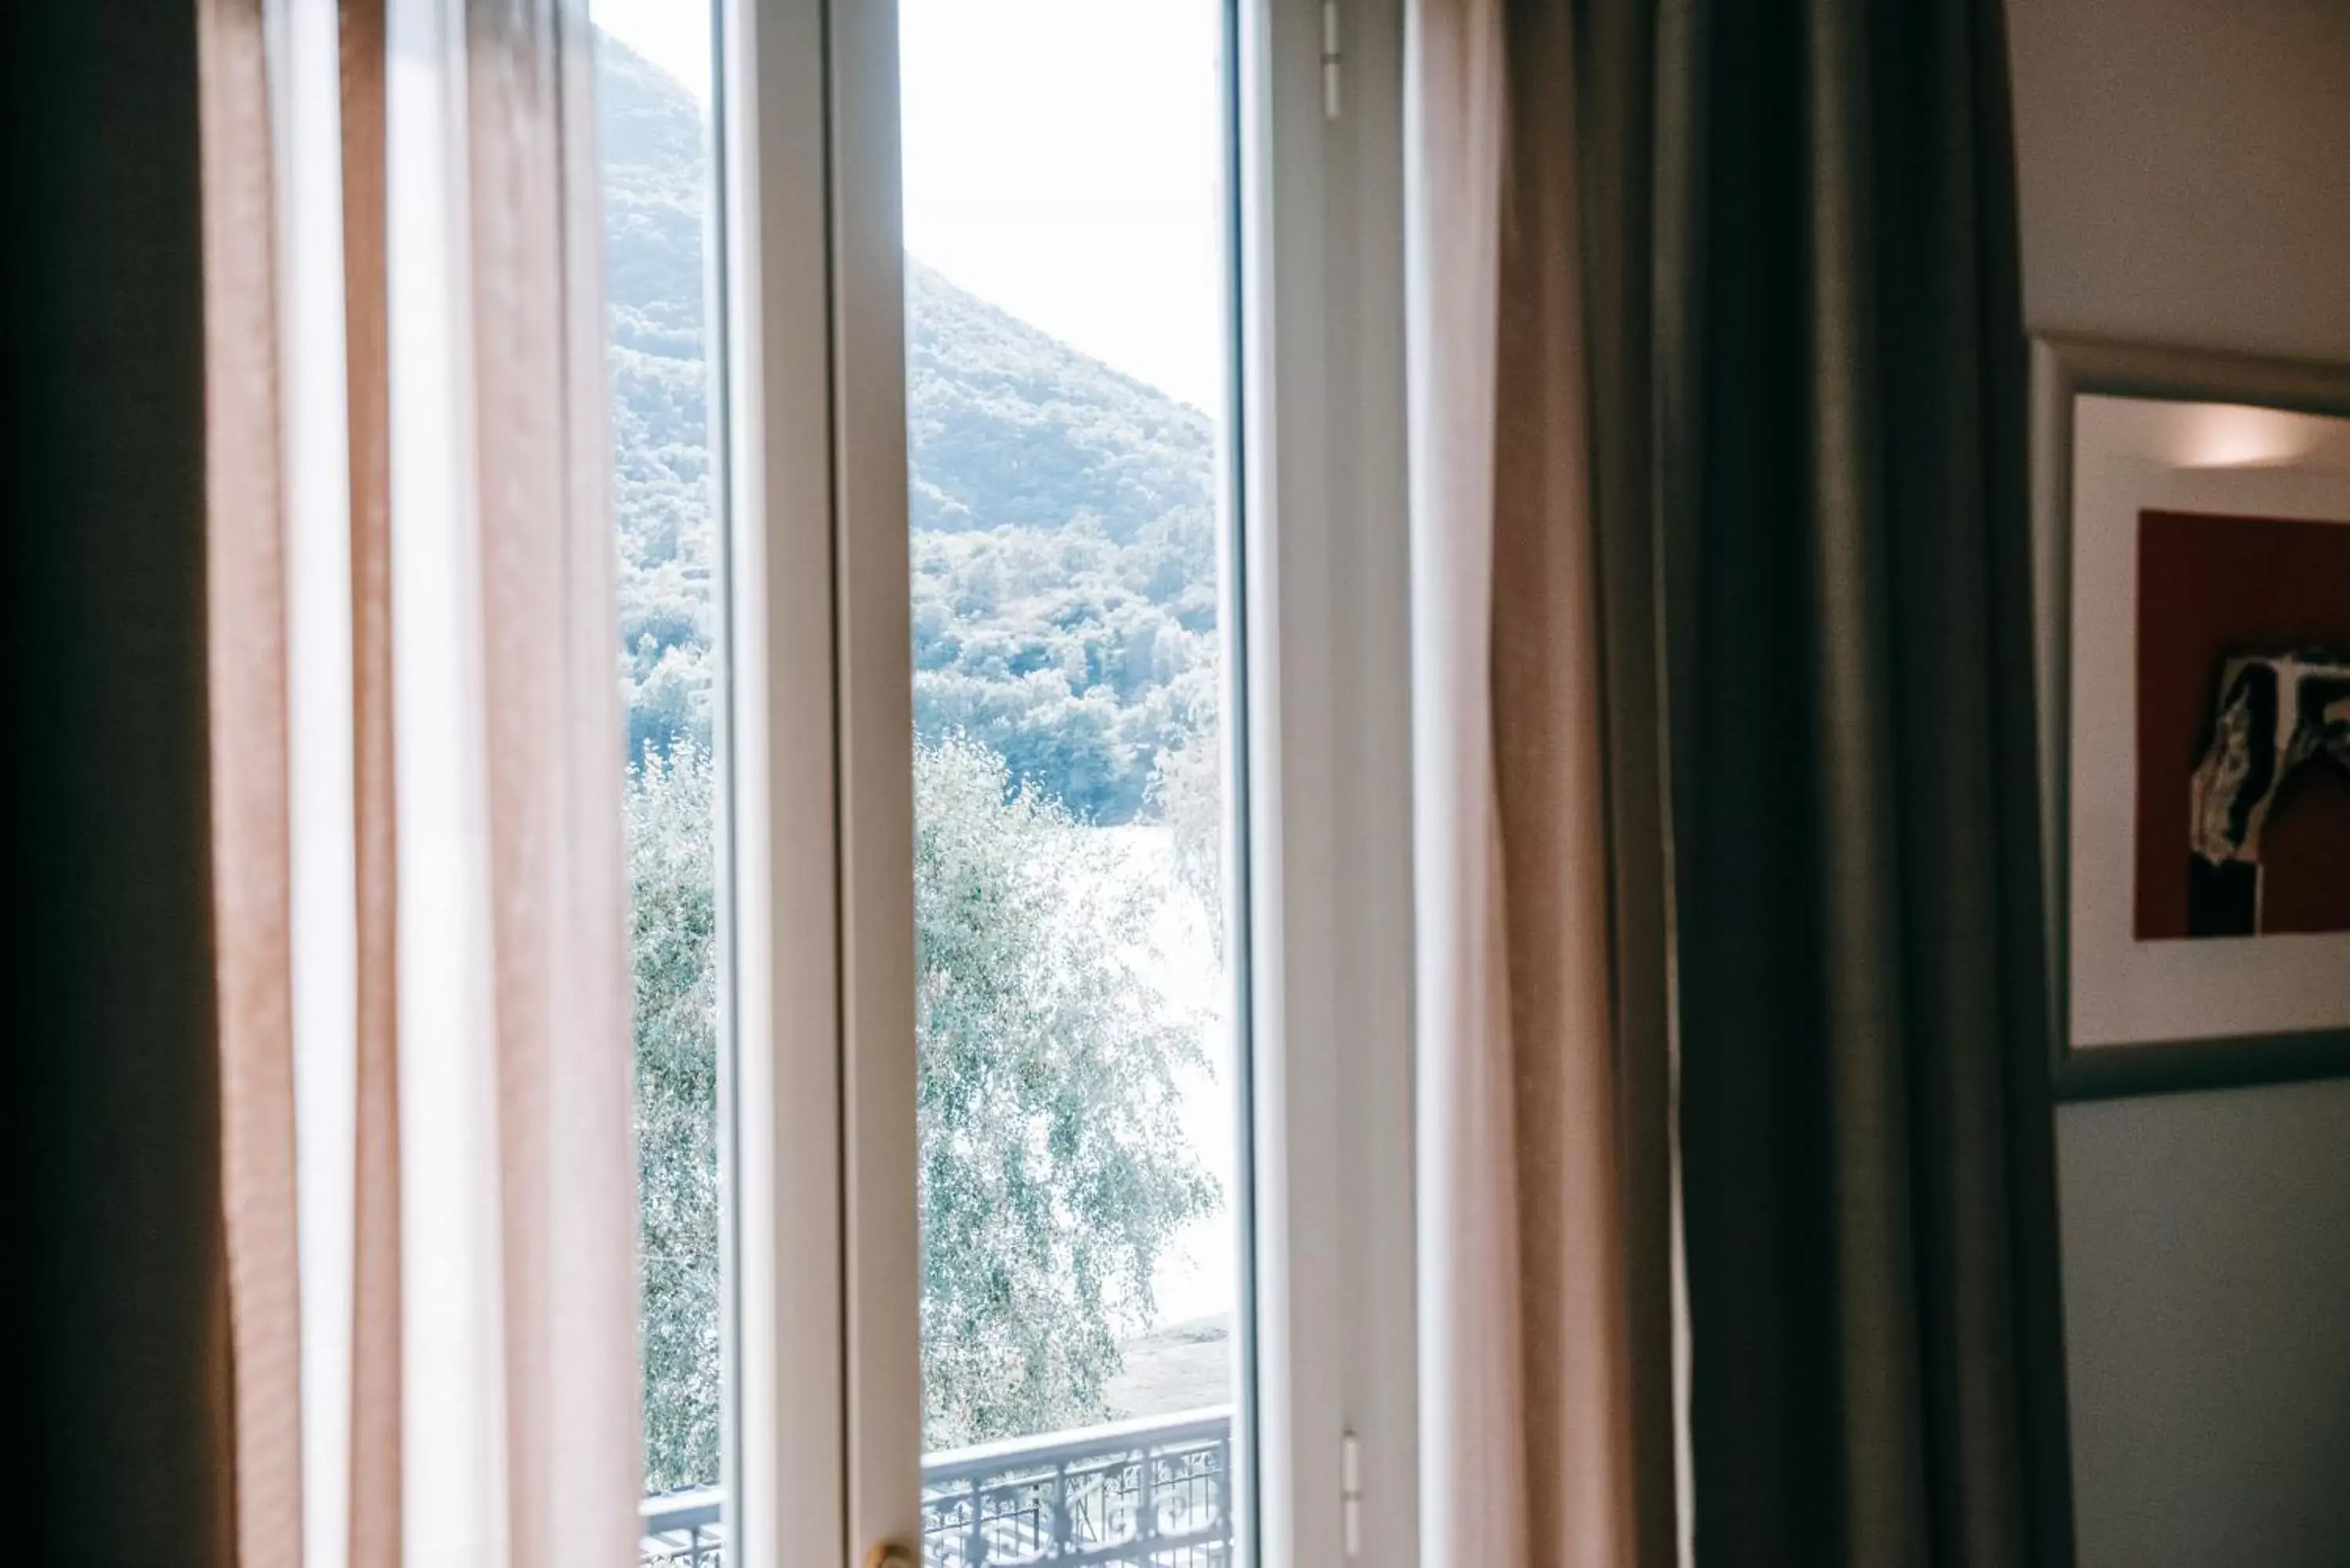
xmin=2031 ymin=337 xmax=2350 ymax=1099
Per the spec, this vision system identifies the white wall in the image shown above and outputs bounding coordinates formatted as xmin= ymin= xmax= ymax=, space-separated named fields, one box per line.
xmin=2005 ymin=2 xmax=2350 ymax=1563
xmin=2009 ymin=0 xmax=2350 ymax=364
xmin=2055 ymin=1082 xmax=2350 ymax=1568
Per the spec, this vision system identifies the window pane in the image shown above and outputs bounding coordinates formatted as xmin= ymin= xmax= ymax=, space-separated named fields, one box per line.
xmin=896 ymin=1 xmax=1245 ymax=1563
xmin=591 ymin=2 xmax=728 ymax=1549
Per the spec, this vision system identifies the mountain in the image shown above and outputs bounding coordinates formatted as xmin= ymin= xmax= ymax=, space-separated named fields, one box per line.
xmin=595 ymin=34 xmax=1220 ymax=822
xmin=597 ymin=40 xmax=718 ymax=761
xmin=903 ymin=263 xmax=1213 ymax=540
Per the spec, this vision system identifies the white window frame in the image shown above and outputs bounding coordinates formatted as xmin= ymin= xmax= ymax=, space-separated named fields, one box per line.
xmin=713 ymin=0 xmax=1416 ymax=1563
xmin=1235 ymin=1 xmax=1416 ymax=1566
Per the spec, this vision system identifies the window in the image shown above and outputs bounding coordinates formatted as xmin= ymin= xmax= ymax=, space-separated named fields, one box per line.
xmin=600 ymin=0 xmax=1417 ymax=1563
xmin=898 ymin=1 xmax=1246 ymax=1561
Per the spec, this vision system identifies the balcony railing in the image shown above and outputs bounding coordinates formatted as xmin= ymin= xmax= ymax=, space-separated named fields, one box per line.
xmin=640 ymin=1486 xmax=724 ymax=1568
xmin=640 ymin=1406 xmax=1235 ymax=1568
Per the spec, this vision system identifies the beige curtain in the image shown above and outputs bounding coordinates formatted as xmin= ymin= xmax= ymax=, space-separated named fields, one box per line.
xmin=1405 ymin=0 xmax=1679 ymax=1566
xmin=204 ymin=0 xmax=306 ymax=1560
xmin=201 ymin=0 xmax=640 ymax=1563
xmin=202 ymin=0 xmax=305 ymax=1564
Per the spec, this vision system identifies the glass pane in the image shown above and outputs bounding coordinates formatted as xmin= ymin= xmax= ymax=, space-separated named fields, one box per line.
xmin=591 ymin=4 xmax=728 ymax=1559
xmin=896 ymin=2 xmax=1245 ymax=1563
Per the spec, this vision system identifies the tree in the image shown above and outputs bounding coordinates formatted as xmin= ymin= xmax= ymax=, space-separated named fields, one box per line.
xmin=627 ymin=734 xmax=1222 ymax=1479
xmin=913 ymin=737 xmax=1217 ymax=1449
xmin=627 ymin=742 xmax=722 ymax=1494
xmin=1145 ymin=697 xmax=1224 ymax=945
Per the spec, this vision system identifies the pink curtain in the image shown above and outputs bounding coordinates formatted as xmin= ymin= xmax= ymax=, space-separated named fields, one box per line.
xmin=1405 ymin=0 xmax=1678 ymax=1563
xmin=201 ymin=1 xmax=305 ymax=1561
xmin=200 ymin=1 xmax=641 ymax=1563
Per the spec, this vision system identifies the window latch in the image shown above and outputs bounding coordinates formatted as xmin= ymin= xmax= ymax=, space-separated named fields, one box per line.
xmin=1342 ymin=1429 xmax=1363 ymax=1557
xmin=1321 ymin=0 xmax=1343 ymax=120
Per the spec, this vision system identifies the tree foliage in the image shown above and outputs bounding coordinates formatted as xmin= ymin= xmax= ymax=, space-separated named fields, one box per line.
xmin=626 ymin=736 xmax=1222 ymax=1478
xmin=913 ymin=738 xmax=1217 ymax=1449
xmin=627 ymin=743 xmax=723 ymax=1493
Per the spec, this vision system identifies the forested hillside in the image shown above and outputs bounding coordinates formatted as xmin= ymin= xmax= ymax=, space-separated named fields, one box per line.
xmin=598 ymin=37 xmax=1222 ymax=822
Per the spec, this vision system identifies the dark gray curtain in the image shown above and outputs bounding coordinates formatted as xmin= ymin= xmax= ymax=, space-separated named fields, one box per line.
xmin=1631 ymin=0 xmax=2075 ymax=1563
xmin=2 ymin=6 xmax=237 ymax=1565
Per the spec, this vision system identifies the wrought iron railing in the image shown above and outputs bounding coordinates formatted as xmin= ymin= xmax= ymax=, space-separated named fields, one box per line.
xmin=920 ymin=1406 xmax=1234 ymax=1567
xmin=640 ymin=1484 xmax=723 ymax=1568
xmin=639 ymin=1405 xmax=1236 ymax=1568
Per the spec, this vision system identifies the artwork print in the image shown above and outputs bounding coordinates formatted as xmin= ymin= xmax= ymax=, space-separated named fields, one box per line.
xmin=2135 ymin=510 xmax=2350 ymax=940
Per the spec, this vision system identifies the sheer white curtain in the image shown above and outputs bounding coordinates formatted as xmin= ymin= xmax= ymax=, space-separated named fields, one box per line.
xmin=203 ymin=2 xmax=640 ymax=1565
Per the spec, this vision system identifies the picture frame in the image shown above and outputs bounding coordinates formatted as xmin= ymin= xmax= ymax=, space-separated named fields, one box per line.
xmin=2030 ymin=335 xmax=2350 ymax=1100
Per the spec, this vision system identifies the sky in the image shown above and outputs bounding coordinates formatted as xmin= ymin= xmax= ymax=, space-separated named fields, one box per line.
xmin=590 ymin=0 xmax=1228 ymax=410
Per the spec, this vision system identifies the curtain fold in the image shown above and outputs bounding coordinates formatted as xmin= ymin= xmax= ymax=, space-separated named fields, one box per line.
xmin=202 ymin=0 xmax=306 ymax=1562
xmin=1659 ymin=0 xmax=2071 ymax=1563
xmin=461 ymin=1 xmax=640 ymax=1558
xmin=1565 ymin=1 xmax=1683 ymax=1554
xmin=339 ymin=7 xmax=405 ymax=1566
xmin=199 ymin=1 xmax=642 ymax=1563
xmin=1407 ymin=0 xmax=1672 ymax=1563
